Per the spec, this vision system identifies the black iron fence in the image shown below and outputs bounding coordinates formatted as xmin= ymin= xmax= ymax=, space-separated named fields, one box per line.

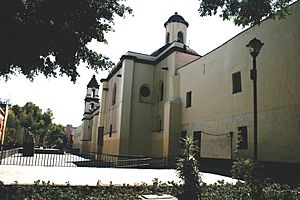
xmin=0 ymin=148 xmax=90 ymax=167
xmin=0 ymin=148 xmax=172 ymax=169
xmin=0 ymin=147 xmax=21 ymax=160
xmin=85 ymin=153 xmax=168 ymax=169
xmin=71 ymin=152 xmax=170 ymax=169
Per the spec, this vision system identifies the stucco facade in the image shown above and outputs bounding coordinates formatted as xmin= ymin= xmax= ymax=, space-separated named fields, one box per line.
xmin=0 ymin=102 xmax=9 ymax=147
xmin=77 ymin=3 xmax=300 ymax=164
xmin=178 ymin=3 xmax=300 ymax=163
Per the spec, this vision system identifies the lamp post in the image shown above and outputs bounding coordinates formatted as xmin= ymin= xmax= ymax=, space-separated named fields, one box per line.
xmin=246 ymin=38 xmax=264 ymax=161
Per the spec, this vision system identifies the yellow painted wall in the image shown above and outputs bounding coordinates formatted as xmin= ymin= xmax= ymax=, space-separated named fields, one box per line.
xmin=73 ymin=123 xmax=83 ymax=149
xmin=101 ymin=65 xmax=123 ymax=155
xmin=178 ymin=2 xmax=300 ymax=163
xmin=150 ymin=50 xmax=198 ymax=157
xmin=129 ymin=62 xmax=153 ymax=155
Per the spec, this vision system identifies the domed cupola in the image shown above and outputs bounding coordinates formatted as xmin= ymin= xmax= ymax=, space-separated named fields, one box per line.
xmin=164 ymin=12 xmax=189 ymax=27
xmin=164 ymin=12 xmax=189 ymax=45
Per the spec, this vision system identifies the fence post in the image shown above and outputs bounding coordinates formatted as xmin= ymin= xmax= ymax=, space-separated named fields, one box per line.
xmin=0 ymin=146 xmax=3 ymax=164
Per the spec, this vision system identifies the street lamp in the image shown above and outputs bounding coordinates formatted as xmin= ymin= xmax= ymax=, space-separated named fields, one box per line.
xmin=246 ymin=38 xmax=264 ymax=161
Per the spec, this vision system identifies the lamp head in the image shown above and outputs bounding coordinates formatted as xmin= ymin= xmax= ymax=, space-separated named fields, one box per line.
xmin=246 ymin=38 xmax=264 ymax=58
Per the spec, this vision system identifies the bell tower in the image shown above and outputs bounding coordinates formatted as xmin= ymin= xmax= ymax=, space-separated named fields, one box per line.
xmin=83 ymin=75 xmax=100 ymax=119
xmin=164 ymin=12 xmax=189 ymax=45
xmin=81 ymin=75 xmax=100 ymax=153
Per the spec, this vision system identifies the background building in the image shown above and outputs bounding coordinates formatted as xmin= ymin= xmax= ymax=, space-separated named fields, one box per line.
xmin=64 ymin=124 xmax=76 ymax=149
xmin=0 ymin=99 xmax=10 ymax=149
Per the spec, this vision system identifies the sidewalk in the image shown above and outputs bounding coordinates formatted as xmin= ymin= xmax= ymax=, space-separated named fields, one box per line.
xmin=0 ymin=165 xmax=236 ymax=186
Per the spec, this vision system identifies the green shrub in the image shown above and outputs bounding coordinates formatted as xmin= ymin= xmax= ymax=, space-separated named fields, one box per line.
xmin=231 ymin=158 xmax=264 ymax=200
xmin=1 ymin=179 xmax=299 ymax=200
xmin=176 ymin=137 xmax=202 ymax=199
xmin=1 ymin=154 xmax=299 ymax=200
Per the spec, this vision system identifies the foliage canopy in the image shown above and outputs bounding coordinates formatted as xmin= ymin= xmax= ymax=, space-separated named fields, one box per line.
xmin=6 ymin=102 xmax=66 ymax=147
xmin=0 ymin=0 xmax=131 ymax=82
xmin=198 ymin=0 xmax=294 ymax=27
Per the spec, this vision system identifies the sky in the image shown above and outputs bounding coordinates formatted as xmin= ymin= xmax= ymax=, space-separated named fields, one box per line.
xmin=0 ymin=0 xmax=244 ymax=127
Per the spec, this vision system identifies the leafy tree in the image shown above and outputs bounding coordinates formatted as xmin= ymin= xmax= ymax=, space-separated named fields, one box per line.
xmin=231 ymin=159 xmax=264 ymax=200
xmin=19 ymin=102 xmax=44 ymax=143
xmin=46 ymin=124 xmax=66 ymax=149
xmin=176 ymin=137 xmax=202 ymax=200
xmin=198 ymin=0 xmax=294 ymax=27
xmin=0 ymin=0 xmax=132 ymax=82
xmin=6 ymin=102 xmax=57 ymax=146
xmin=37 ymin=109 xmax=54 ymax=144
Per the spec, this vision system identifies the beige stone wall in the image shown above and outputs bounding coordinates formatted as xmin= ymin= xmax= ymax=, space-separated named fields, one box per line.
xmin=89 ymin=114 xmax=99 ymax=153
xmin=128 ymin=62 xmax=153 ymax=155
xmin=99 ymin=2 xmax=300 ymax=164
xmin=73 ymin=123 xmax=83 ymax=149
xmin=100 ymin=49 xmax=198 ymax=157
xmin=149 ymin=51 xmax=199 ymax=157
xmin=101 ymin=66 xmax=123 ymax=155
xmin=166 ymin=22 xmax=187 ymax=44
xmin=178 ymin=2 xmax=300 ymax=163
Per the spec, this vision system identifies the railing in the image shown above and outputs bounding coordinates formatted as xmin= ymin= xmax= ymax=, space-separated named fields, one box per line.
xmin=0 ymin=148 xmax=90 ymax=167
xmin=0 ymin=148 xmax=172 ymax=169
xmin=97 ymin=153 xmax=168 ymax=168
xmin=0 ymin=147 xmax=21 ymax=161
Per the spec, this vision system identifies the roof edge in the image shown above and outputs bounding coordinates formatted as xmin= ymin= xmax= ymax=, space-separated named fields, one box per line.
xmin=104 ymin=44 xmax=200 ymax=81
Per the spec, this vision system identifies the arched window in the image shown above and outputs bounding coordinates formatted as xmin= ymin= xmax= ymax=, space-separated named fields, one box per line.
xmin=157 ymin=115 xmax=162 ymax=131
xmin=90 ymin=103 xmax=94 ymax=110
xmin=109 ymin=124 xmax=112 ymax=137
xmin=160 ymin=82 xmax=164 ymax=102
xmin=112 ymin=83 xmax=116 ymax=105
xmin=92 ymin=89 xmax=96 ymax=97
xmin=177 ymin=31 xmax=183 ymax=43
xmin=165 ymin=32 xmax=170 ymax=44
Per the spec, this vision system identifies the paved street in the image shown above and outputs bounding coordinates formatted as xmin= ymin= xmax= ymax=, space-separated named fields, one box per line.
xmin=0 ymin=152 xmax=237 ymax=186
xmin=0 ymin=165 xmax=236 ymax=186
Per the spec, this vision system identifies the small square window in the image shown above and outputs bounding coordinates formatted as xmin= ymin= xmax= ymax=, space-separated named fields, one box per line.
xmin=232 ymin=71 xmax=242 ymax=94
xmin=237 ymin=126 xmax=248 ymax=149
xmin=186 ymin=91 xmax=192 ymax=108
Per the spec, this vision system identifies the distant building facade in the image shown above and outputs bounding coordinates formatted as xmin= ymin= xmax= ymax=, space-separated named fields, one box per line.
xmin=64 ymin=124 xmax=76 ymax=149
xmin=0 ymin=100 xmax=9 ymax=148
xmin=76 ymin=2 xmax=300 ymax=164
xmin=73 ymin=123 xmax=83 ymax=150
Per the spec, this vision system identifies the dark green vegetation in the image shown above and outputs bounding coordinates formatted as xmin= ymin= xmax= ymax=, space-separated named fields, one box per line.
xmin=198 ymin=0 xmax=293 ymax=27
xmin=0 ymin=0 xmax=293 ymax=81
xmin=1 ymin=137 xmax=299 ymax=199
xmin=176 ymin=137 xmax=202 ymax=199
xmin=6 ymin=102 xmax=66 ymax=148
xmin=0 ymin=0 xmax=131 ymax=82
xmin=0 ymin=178 xmax=299 ymax=200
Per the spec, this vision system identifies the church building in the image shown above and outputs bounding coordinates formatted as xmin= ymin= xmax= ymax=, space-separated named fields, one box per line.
xmin=75 ymin=2 xmax=300 ymax=165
